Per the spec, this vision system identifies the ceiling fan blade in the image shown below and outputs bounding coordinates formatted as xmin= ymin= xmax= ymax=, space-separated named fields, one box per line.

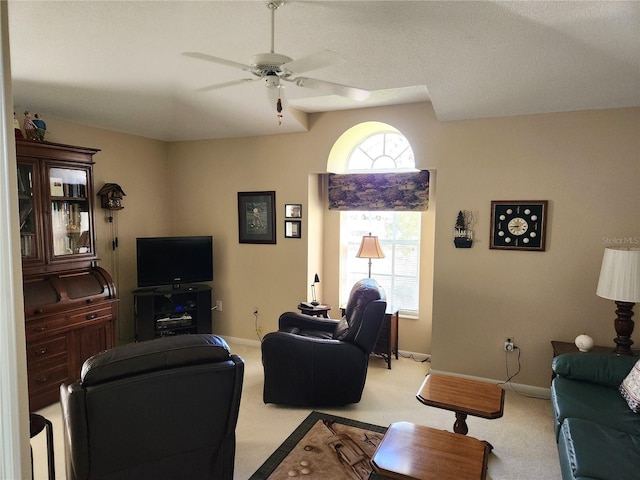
xmin=182 ymin=52 xmax=252 ymax=72
xmin=197 ymin=78 xmax=259 ymax=92
xmin=290 ymin=77 xmax=370 ymax=101
xmin=281 ymin=49 xmax=342 ymax=75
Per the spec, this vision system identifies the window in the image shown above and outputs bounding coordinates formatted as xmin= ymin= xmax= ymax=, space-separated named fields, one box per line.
xmin=340 ymin=132 xmax=421 ymax=313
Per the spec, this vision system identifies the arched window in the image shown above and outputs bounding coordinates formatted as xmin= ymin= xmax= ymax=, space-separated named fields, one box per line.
xmin=339 ymin=129 xmax=421 ymax=313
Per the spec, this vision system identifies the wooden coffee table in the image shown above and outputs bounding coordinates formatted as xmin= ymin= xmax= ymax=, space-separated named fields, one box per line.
xmin=372 ymin=421 xmax=489 ymax=480
xmin=416 ymin=373 xmax=505 ymax=449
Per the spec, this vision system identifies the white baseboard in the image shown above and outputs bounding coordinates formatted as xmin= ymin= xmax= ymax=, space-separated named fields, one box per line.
xmin=428 ymin=368 xmax=551 ymax=399
xmin=398 ymin=349 xmax=431 ymax=362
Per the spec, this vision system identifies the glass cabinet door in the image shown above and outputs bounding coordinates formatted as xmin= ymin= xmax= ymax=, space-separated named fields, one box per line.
xmin=17 ymin=162 xmax=40 ymax=260
xmin=48 ymin=166 xmax=92 ymax=257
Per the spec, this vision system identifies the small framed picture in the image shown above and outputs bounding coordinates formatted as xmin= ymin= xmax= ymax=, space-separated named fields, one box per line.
xmin=238 ymin=191 xmax=276 ymax=244
xmin=285 ymin=204 xmax=302 ymax=218
xmin=285 ymin=220 xmax=302 ymax=238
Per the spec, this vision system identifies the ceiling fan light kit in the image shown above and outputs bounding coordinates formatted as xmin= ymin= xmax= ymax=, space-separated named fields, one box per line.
xmin=183 ymin=0 xmax=369 ymax=122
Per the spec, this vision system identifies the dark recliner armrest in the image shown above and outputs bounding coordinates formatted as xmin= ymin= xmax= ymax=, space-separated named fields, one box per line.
xmin=278 ymin=311 xmax=340 ymax=334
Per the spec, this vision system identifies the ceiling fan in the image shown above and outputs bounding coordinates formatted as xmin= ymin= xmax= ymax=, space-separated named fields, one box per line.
xmin=183 ymin=1 xmax=370 ymax=107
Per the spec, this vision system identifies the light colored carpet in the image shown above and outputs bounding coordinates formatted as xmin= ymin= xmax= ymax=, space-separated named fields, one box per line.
xmin=32 ymin=340 xmax=561 ymax=479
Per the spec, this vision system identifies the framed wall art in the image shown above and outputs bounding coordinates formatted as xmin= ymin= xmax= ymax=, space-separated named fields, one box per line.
xmin=238 ymin=191 xmax=276 ymax=244
xmin=285 ymin=220 xmax=302 ymax=238
xmin=490 ymin=200 xmax=548 ymax=251
xmin=285 ymin=204 xmax=302 ymax=218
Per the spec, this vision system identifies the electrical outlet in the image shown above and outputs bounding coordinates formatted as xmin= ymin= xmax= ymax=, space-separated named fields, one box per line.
xmin=504 ymin=338 xmax=515 ymax=352
xmin=216 ymin=300 xmax=222 ymax=311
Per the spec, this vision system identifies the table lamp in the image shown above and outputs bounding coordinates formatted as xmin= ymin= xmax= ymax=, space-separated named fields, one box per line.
xmin=310 ymin=273 xmax=320 ymax=306
xmin=356 ymin=232 xmax=385 ymax=278
xmin=596 ymin=247 xmax=640 ymax=355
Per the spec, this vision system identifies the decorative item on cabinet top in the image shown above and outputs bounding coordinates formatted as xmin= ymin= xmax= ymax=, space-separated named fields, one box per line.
xmin=97 ymin=183 xmax=126 ymax=210
xmin=454 ymin=210 xmax=474 ymax=248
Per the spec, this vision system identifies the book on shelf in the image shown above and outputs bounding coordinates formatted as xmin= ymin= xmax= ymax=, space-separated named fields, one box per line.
xmin=50 ymin=177 xmax=64 ymax=196
xmin=19 ymin=205 xmax=33 ymax=230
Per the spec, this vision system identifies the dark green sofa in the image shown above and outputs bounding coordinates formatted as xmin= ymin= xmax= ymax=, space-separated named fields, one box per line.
xmin=551 ymin=353 xmax=640 ymax=480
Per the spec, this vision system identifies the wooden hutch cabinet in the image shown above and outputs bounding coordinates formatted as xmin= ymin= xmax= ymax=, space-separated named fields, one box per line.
xmin=16 ymin=139 xmax=118 ymax=411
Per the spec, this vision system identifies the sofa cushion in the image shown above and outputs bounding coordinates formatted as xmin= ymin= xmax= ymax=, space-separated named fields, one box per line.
xmin=620 ymin=358 xmax=640 ymax=413
xmin=551 ymin=376 xmax=640 ymax=437
xmin=558 ymin=417 xmax=640 ymax=480
xmin=552 ymin=353 xmax=638 ymax=388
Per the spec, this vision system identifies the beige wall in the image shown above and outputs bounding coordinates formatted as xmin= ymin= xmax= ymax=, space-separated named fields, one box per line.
xmin=37 ymin=103 xmax=640 ymax=389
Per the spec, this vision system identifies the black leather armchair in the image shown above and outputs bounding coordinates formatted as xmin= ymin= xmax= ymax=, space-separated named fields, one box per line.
xmin=60 ymin=334 xmax=244 ymax=480
xmin=262 ymin=278 xmax=387 ymax=406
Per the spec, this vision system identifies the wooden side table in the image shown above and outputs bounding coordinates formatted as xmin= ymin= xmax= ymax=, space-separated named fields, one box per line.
xmin=297 ymin=303 xmax=331 ymax=318
xmin=551 ymin=340 xmax=617 ymax=357
xmin=372 ymin=421 xmax=488 ymax=480
xmin=416 ymin=373 xmax=504 ymax=450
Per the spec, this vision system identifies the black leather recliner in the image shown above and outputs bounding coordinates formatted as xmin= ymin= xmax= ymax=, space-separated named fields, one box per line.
xmin=60 ymin=334 xmax=244 ymax=480
xmin=261 ymin=278 xmax=387 ymax=406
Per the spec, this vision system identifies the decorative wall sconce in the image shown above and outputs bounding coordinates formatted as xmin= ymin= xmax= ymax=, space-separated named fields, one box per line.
xmin=454 ymin=210 xmax=474 ymax=248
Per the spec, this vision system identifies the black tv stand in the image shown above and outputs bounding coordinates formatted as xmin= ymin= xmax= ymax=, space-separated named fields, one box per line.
xmin=133 ymin=284 xmax=212 ymax=341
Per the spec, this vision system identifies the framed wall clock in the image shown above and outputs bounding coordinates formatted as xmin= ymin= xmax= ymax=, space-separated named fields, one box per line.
xmin=490 ymin=200 xmax=548 ymax=251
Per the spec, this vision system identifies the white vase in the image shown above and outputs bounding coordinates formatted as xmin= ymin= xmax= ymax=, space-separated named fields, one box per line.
xmin=575 ymin=334 xmax=594 ymax=352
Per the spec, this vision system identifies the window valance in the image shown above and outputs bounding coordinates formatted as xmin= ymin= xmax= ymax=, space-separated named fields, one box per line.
xmin=328 ymin=170 xmax=429 ymax=211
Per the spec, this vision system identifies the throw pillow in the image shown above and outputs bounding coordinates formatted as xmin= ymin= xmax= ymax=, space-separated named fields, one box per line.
xmin=620 ymin=358 xmax=640 ymax=413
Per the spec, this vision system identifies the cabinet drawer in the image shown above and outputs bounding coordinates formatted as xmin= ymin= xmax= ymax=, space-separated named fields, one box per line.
xmin=25 ymin=315 xmax=69 ymax=340
xmin=26 ymin=335 xmax=67 ymax=365
xmin=68 ymin=305 xmax=113 ymax=327
xmin=28 ymin=363 xmax=68 ymax=395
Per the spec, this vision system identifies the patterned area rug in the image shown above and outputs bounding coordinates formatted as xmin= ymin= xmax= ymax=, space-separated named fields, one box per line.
xmin=249 ymin=411 xmax=390 ymax=480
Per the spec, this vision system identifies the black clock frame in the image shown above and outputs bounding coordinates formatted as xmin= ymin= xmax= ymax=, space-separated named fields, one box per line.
xmin=490 ymin=200 xmax=548 ymax=251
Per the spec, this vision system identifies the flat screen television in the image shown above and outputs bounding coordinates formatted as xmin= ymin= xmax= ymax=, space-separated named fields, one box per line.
xmin=136 ymin=236 xmax=213 ymax=289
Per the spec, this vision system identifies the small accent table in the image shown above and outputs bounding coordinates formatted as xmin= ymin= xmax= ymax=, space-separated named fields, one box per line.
xmin=371 ymin=421 xmax=489 ymax=480
xmin=297 ymin=303 xmax=331 ymax=318
xmin=30 ymin=413 xmax=55 ymax=480
xmin=416 ymin=373 xmax=505 ymax=450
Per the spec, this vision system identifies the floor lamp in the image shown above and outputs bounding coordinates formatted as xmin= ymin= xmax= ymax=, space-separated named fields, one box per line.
xmin=356 ymin=232 xmax=385 ymax=278
xmin=596 ymin=247 xmax=640 ymax=355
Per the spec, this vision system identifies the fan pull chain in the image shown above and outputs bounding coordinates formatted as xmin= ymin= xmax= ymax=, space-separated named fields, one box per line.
xmin=276 ymin=96 xmax=283 ymax=125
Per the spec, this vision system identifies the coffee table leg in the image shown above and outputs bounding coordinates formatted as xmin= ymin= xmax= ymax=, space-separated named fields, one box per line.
xmin=453 ymin=412 xmax=469 ymax=435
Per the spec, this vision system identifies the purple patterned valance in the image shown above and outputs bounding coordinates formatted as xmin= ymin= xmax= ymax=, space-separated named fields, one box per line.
xmin=328 ymin=170 xmax=429 ymax=211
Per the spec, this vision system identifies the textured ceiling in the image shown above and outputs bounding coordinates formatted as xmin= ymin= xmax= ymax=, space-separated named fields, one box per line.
xmin=8 ymin=1 xmax=640 ymax=141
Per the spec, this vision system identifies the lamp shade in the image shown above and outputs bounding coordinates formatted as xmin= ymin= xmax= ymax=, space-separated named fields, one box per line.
xmin=356 ymin=234 xmax=385 ymax=259
xmin=596 ymin=247 xmax=640 ymax=302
